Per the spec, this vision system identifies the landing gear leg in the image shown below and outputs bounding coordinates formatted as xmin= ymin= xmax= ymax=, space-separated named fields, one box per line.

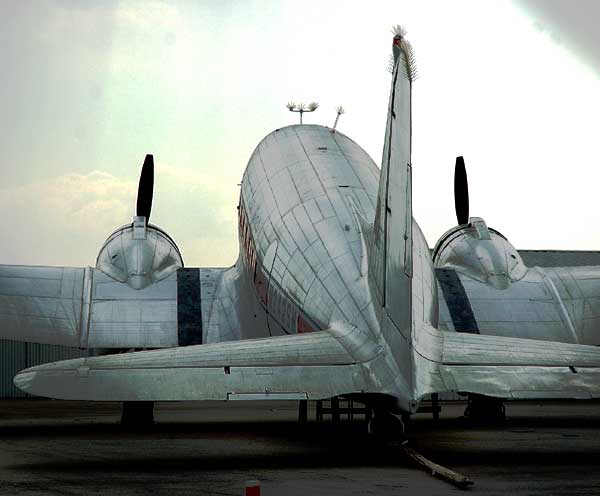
xmin=121 ymin=401 xmax=155 ymax=426
xmin=464 ymin=394 xmax=505 ymax=422
xmin=298 ymin=400 xmax=308 ymax=425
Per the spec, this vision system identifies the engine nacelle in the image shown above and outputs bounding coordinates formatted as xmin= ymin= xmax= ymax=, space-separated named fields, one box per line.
xmin=432 ymin=217 xmax=527 ymax=289
xmin=96 ymin=216 xmax=183 ymax=290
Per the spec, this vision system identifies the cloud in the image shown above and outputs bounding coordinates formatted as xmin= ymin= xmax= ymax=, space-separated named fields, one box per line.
xmin=515 ymin=0 xmax=600 ymax=76
xmin=6 ymin=171 xmax=135 ymax=230
xmin=0 ymin=167 xmax=240 ymax=267
xmin=116 ymin=1 xmax=182 ymax=32
xmin=1 ymin=171 xmax=134 ymax=266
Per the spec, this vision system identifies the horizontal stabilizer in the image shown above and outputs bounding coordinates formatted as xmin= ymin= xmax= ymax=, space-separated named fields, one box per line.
xmin=14 ymin=329 xmax=379 ymax=401
xmin=442 ymin=332 xmax=600 ymax=367
xmin=434 ymin=331 xmax=600 ymax=400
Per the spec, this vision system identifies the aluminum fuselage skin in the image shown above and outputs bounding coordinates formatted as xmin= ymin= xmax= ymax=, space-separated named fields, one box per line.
xmin=236 ymin=124 xmax=381 ymax=338
xmin=7 ymin=37 xmax=600 ymax=411
xmin=9 ymin=125 xmax=600 ymax=409
xmin=2 ymin=124 xmax=600 ymax=352
xmin=2 ymin=124 xmax=600 ymax=355
xmin=233 ymin=124 xmax=600 ymax=350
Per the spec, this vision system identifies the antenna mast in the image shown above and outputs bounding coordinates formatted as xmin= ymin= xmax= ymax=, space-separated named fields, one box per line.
xmin=332 ymin=106 xmax=345 ymax=131
xmin=286 ymin=101 xmax=319 ymax=124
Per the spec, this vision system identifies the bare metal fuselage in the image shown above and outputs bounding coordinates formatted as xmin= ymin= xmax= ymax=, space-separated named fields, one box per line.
xmin=236 ymin=124 xmax=382 ymax=339
xmin=233 ymin=123 xmax=600 ymax=351
xmin=9 ymin=32 xmax=600 ymax=410
xmin=4 ymin=124 xmax=598 ymax=357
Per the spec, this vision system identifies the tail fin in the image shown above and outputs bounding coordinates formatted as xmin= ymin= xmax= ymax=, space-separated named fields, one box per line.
xmin=368 ymin=27 xmax=415 ymax=340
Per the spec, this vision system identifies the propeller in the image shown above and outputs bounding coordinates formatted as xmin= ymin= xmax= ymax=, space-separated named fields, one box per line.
xmin=136 ymin=154 xmax=154 ymax=221
xmin=454 ymin=156 xmax=469 ymax=225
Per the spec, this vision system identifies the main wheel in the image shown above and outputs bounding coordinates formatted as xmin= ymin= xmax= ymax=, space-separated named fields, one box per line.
xmin=368 ymin=409 xmax=406 ymax=440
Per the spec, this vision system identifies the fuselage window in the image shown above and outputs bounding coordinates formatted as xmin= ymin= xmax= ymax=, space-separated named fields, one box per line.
xmin=297 ymin=314 xmax=317 ymax=333
xmin=239 ymin=199 xmax=318 ymax=334
xmin=255 ymin=260 xmax=268 ymax=303
xmin=238 ymin=199 xmax=261 ymax=293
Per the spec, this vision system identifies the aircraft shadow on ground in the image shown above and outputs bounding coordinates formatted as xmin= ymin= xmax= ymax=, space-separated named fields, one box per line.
xmin=10 ymin=447 xmax=600 ymax=474
xmin=3 ymin=417 xmax=600 ymax=473
xmin=411 ymin=415 xmax=600 ymax=431
xmin=2 ymin=415 xmax=599 ymax=437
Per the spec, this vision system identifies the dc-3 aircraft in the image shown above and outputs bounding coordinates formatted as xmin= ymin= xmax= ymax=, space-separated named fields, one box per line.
xmin=3 ymin=27 xmax=600 ymax=434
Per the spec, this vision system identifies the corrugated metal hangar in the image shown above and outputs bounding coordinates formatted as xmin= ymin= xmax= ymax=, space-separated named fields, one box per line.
xmin=0 ymin=342 xmax=86 ymax=397
xmin=2 ymin=250 xmax=600 ymax=398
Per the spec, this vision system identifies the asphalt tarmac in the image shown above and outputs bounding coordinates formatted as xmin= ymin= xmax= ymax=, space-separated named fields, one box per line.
xmin=0 ymin=399 xmax=598 ymax=495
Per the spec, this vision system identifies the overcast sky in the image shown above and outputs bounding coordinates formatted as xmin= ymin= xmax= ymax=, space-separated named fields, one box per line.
xmin=1 ymin=0 xmax=599 ymax=268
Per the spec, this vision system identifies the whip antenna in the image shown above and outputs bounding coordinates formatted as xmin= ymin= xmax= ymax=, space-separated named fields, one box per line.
xmin=332 ymin=106 xmax=345 ymax=131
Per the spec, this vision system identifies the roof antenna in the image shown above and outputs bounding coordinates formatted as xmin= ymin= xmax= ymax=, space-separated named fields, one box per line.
xmin=332 ymin=106 xmax=345 ymax=132
xmin=287 ymin=101 xmax=319 ymax=125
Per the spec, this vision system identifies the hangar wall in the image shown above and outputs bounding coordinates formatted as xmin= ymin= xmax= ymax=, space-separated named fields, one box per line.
xmin=519 ymin=250 xmax=600 ymax=267
xmin=0 ymin=341 xmax=87 ymax=398
xmin=2 ymin=251 xmax=600 ymax=398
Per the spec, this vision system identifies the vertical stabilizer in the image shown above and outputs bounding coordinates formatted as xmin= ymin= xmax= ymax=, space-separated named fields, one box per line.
xmin=369 ymin=27 xmax=415 ymax=340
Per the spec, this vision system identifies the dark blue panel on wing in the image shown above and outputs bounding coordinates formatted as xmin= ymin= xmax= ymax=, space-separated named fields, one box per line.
xmin=435 ymin=268 xmax=479 ymax=334
xmin=177 ymin=268 xmax=202 ymax=346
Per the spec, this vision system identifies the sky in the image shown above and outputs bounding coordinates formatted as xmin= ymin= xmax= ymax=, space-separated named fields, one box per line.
xmin=1 ymin=0 xmax=599 ymax=268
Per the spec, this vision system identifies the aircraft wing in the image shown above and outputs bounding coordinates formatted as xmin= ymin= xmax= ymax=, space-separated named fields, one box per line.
xmin=431 ymin=331 xmax=600 ymax=399
xmin=0 ymin=265 xmax=91 ymax=347
xmin=437 ymin=264 xmax=600 ymax=346
xmin=0 ymin=264 xmax=181 ymax=348
xmin=13 ymin=328 xmax=380 ymax=401
xmin=0 ymin=265 xmax=243 ymax=349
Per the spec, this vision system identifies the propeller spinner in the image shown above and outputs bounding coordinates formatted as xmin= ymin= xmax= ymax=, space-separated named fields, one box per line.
xmin=454 ymin=156 xmax=469 ymax=225
xmin=136 ymin=154 xmax=154 ymax=221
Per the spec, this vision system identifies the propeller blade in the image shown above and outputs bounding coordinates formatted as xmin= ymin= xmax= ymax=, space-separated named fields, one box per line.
xmin=454 ymin=156 xmax=469 ymax=225
xmin=136 ymin=154 xmax=154 ymax=220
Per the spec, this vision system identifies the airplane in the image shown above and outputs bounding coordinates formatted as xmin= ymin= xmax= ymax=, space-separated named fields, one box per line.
xmin=3 ymin=26 xmax=600 ymax=435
